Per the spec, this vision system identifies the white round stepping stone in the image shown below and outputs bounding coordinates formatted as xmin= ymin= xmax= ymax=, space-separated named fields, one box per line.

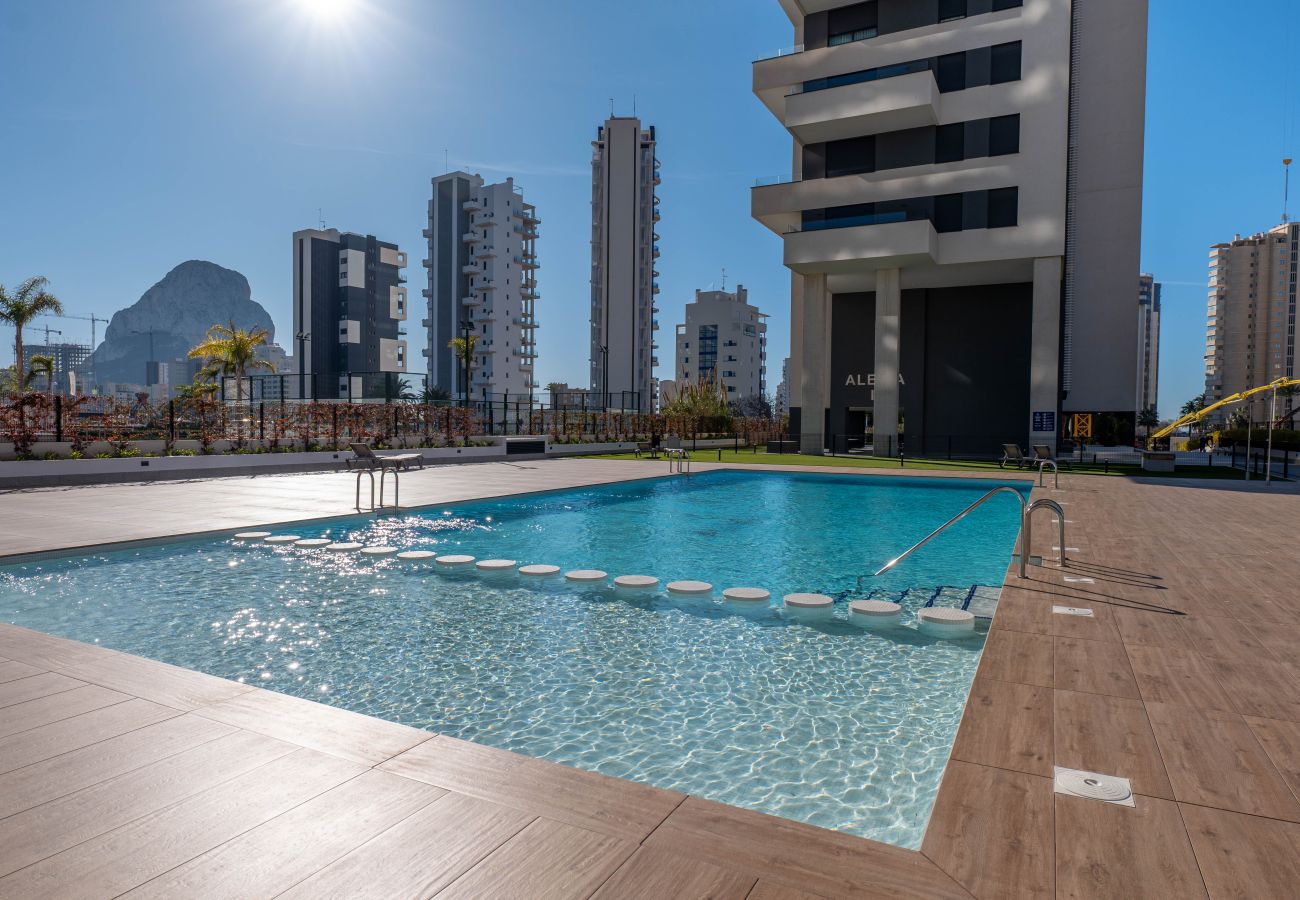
xmin=326 ymin=542 xmax=363 ymax=552
xmin=294 ymin=538 xmax=331 ymax=548
xmin=849 ymin=599 xmax=903 ymax=629
xmin=666 ymin=580 xmax=713 ymax=596
xmin=784 ymin=593 xmax=834 ymax=619
xmin=614 ymin=575 xmax=659 ymax=590
xmin=476 ymin=559 xmax=518 ymax=573
xmin=519 ymin=564 xmax=560 ymax=577
xmin=564 ymin=569 xmax=608 ymax=583
xmin=361 ymin=546 xmax=398 ymax=558
xmin=233 ymin=531 xmax=271 ymax=543
xmin=435 ymin=554 xmax=476 ymax=568
xmin=918 ymin=607 xmax=976 ymax=639
xmin=396 ymin=550 xmax=436 ymax=566
xmin=264 ymin=535 xmax=301 ymax=545
xmin=722 ymin=587 xmax=770 ymax=603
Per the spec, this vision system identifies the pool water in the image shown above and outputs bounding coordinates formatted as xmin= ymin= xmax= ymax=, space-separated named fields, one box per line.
xmin=0 ymin=470 xmax=1025 ymax=847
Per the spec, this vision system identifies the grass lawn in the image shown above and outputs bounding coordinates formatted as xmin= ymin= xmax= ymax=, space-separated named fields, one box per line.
xmin=591 ymin=448 xmax=1255 ymax=480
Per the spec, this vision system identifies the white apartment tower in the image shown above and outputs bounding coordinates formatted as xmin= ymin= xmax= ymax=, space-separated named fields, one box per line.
xmin=753 ymin=0 xmax=1147 ymax=454
xmin=590 ymin=116 xmax=661 ymax=411
xmin=424 ymin=172 xmax=539 ymax=402
xmin=674 ymin=285 xmax=768 ymax=400
xmin=1205 ymin=222 xmax=1299 ymax=420
xmin=1137 ymin=273 xmax=1160 ymax=415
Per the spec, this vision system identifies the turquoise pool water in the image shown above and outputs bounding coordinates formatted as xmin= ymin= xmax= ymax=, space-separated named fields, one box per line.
xmin=0 ymin=470 xmax=1024 ymax=846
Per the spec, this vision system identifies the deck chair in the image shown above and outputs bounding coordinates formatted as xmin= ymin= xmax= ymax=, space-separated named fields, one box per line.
xmin=1000 ymin=443 xmax=1028 ymax=469
xmin=1032 ymin=444 xmax=1071 ymax=470
xmin=347 ymin=443 xmax=425 ymax=471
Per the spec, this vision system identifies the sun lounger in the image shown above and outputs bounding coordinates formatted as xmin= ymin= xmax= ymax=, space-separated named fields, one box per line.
xmin=1000 ymin=443 xmax=1028 ymax=468
xmin=1032 ymin=444 xmax=1071 ymax=469
xmin=347 ymin=443 xmax=425 ymax=471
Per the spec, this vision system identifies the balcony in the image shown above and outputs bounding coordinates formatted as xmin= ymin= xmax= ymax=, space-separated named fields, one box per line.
xmin=474 ymin=279 xmax=496 ymax=292
xmin=463 ymin=231 xmax=482 ymax=244
xmin=783 ymin=218 xmax=939 ymax=274
xmin=473 ymin=245 xmax=496 ymax=260
xmin=462 ymin=264 xmax=480 ymax=275
xmin=514 ymin=316 xmax=538 ymax=328
xmin=462 ymin=197 xmax=484 ymax=211
xmin=784 ymin=69 xmax=939 ymax=143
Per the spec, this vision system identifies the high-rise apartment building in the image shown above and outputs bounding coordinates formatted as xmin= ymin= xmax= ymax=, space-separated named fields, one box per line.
xmin=673 ymin=285 xmax=768 ymax=400
xmin=1205 ymin=222 xmax=1299 ymax=420
xmin=590 ymin=116 xmax=661 ymax=412
xmin=775 ymin=357 xmax=791 ymax=418
xmin=424 ymin=173 xmax=539 ymax=403
xmin=752 ymin=0 xmax=1147 ymax=453
xmin=20 ymin=342 xmax=92 ymax=395
xmin=1137 ymin=274 xmax=1160 ymax=415
xmin=292 ymin=228 xmax=408 ymax=400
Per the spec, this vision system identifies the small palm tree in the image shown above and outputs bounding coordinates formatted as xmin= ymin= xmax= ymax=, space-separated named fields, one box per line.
xmin=0 ymin=276 xmax=64 ymax=396
xmin=421 ymin=385 xmax=452 ymax=405
xmin=448 ymin=334 xmax=479 ymax=406
xmin=27 ymin=354 xmax=55 ymax=397
xmin=187 ymin=322 xmax=274 ymax=402
xmin=1137 ymin=406 xmax=1159 ymax=436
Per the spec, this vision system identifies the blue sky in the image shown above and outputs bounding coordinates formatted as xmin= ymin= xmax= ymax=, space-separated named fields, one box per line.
xmin=0 ymin=0 xmax=1296 ymax=418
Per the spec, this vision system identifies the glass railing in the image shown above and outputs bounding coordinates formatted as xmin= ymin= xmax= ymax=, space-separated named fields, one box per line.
xmin=787 ymin=210 xmax=910 ymax=233
xmin=753 ymin=174 xmax=798 ymax=188
xmin=790 ymin=58 xmax=931 ymax=97
xmin=755 ymin=43 xmax=804 ymax=62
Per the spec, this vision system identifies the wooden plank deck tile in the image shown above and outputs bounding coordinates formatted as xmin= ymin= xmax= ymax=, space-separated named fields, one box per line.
xmin=988 ymin=592 xmax=1052 ymax=636
xmin=1205 ymin=656 xmax=1300 ymax=723
xmin=434 ymin=817 xmax=634 ymax=900
xmin=1180 ymin=805 xmax=1300 ymax=900
xmin=590 ymin=844 xmax=756 ymax=900
xmin=0 ymin=659 xmax=43 ymax=683
xmin=0 ymin=697 xmax=180 ymax=774
xmin=0 ymin=729 xmax=295 ymax=878
xmin=1053 ymin=689 xmax=1173 ymax=800
xmin=1111 ymin=607 xmax=1196 ymax=650
xmin=121 ymin=769 xmax=439 ymax=899
xmin=1244 ymin=621 xmax=1300 ymax=677
xmin=279 ymin=792 xmax=531 ymax=900
xmin=977 ymin=629 xmax=1053 ymax=687
xmin=1244 ymin=716 xmax=1300 ymax=801
xmin=1180 ymin=615 xmax=1274 ymax=663
xmin=0 ymin=684 xmax=131 ymax=739
xmin=0 ymin=672 xmax=86 ymax=708
xmin=1054 ymin=793 xmax=1205 ymax=899
xmin=380 ymin=734 xmax=684 ymax=842
xmin=645 ymin=797 xmax=970 ymax=900
xmin=921 ymin=761 xmax=1053 ymax=899
xmin=1052 ymin=636 xmax=1140 ymax=699
xmin=745 ymin=881 xmax=832 ymax=900
xmin=0 ymin=748 xmax=362 ymax=899
xmin=950 ymin=678 xmax=1053 ymax=777
xmin=194 ymin=685 xmax=432 ymax=766
xmin=1124 ymin=645 xmax=1237 ymax=712
xmin=0 ymin=713 xmax=235 ymax=819
xmin=1145 ymin=702 xmax=1300 ymax=822
xmin=1048 ymin=599 xmax=1123 ymax=643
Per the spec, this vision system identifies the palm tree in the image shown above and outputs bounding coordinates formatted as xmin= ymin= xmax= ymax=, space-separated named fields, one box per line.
xmin=421 ymin=385 xmax=452 ymax=405
xmin=0 ymin=276 xmax=64 ymax=396
xmin=27 ymin=354 xmax=55 ymax=397
xmin=187 ymin=323 xmax=274 ymax=402
xmin=1137 ymin=405 xmax=1159 ymax=436
xmin=447 ymin=334 xmax=479 ymax=406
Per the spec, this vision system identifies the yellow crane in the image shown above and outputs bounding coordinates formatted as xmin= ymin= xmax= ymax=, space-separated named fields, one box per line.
xmin=1147 ymin=377 xmax=1300 ymax=447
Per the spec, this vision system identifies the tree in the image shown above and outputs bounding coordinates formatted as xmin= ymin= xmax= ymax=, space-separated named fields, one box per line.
xmin=421 ymin=385 xmax=452 ymax=404
xmin=0 ymin=276 xmax=64 ymax=395
xmin=187 ymin=323 xmax=274 ymax=402
xmin=1137 ymin=406 xmax=1159 ymax=435
xmin=27 ymin=354 xmax=55 ymax=397
xmin=729 ymin=394 xmax=772 ymax=419
xmin=176 ymin=378 xmax=219 ymax=400
xmin=662 ymin=375 xmax=731 ymax=418
xmin=447 ymin=334 xmax=479 ymax=406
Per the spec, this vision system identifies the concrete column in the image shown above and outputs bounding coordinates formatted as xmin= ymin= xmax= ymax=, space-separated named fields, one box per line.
xmin=1030 ymin=256 xmax=1063 ymax=452
xmin=872 ymin=268 xmax=901 ymax=457
xmin=799 ymin=273 xmax=829 ymax=454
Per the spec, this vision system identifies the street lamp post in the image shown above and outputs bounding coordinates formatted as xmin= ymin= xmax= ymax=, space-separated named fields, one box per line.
xmin=599 ymin=344 xmax=608 ymax=411
xmin=461 ymin=319 xmax=472 ymax=408
xmin=294 ymin=331 xmax=310 ymax=400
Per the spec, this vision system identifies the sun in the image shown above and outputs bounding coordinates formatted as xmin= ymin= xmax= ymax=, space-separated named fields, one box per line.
xmin=295 ymin=0 xmax=355 ymax=24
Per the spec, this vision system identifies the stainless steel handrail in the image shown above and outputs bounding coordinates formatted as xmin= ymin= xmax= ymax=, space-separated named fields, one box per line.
xmin=355 ymin=470 xmax=375 ymax=512
xmin=873 ymin=485 xmax=1028 ymax=577
xmin=1037 ymin=459 xmax=1059 ymax=489
xmin=1025 ymin=498 xmax=1067 ymax=569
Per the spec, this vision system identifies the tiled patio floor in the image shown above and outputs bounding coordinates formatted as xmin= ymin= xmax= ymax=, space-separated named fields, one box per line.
xmin=1 ymin=459 xmax=1298 ymax=897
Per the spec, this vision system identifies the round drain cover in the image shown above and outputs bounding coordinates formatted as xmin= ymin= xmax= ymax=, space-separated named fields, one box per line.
xmin=1057 ymin=770 xmax=1132 ymax=803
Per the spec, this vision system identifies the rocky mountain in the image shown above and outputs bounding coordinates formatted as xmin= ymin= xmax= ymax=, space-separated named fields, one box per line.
xmin=89 ymin=260 xmax=276 ymax=385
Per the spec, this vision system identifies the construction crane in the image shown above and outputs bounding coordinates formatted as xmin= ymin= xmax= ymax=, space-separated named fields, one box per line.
xmin=1148 ymin=377 xmax=1300 ymax=446
xmin=35 ymin=312 xmax=110 ymax=387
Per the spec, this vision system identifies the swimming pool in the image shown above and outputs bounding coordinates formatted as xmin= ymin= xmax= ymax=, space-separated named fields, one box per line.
xmin=0 ymin=470 xmax=1024 ymax=847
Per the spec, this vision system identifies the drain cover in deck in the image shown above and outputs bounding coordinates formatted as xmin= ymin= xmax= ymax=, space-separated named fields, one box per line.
xmin=1052 ymin=605 xmax=1094 ymax=617
xmin=1053 ymin=767 xmax=1134 ymax=807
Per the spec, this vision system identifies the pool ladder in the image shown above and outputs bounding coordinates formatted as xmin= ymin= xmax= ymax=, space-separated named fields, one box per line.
xmin=355 ymin=468 xmax=401 ymax=514
xmin=872 ymin=486 xmax=1066 ymax=580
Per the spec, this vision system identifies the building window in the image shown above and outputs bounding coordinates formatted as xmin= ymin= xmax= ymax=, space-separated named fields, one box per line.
xmin=987 ymin=187 xmax=1019 ymax=228
xmin=938 ymin=0 xmax=965 ymax=22
xmin=935 ymin=52 xmax=966 ymax=92
xmin=988 ymin=114 xmax=1020 ymax=155
xmin=990 ymin=42 xmax=1022 ymax=84
xmin=935 ymin=123 xmax=964 ymax=164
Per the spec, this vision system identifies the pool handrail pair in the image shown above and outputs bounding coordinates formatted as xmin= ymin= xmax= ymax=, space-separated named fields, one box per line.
xmin=872 ymin=486 xmax=1066 ymax=579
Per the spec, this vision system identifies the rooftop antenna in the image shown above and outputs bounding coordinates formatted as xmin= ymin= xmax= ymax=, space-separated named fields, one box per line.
xmin=1285 ymin=158 xmax=1294 ymax=223
xmin=317 ymin=208 xmax=325 ymax=230
xmin=721 ymin=267 xmax=727 ymax=291
xmin=444 ymin=148 xmax=449 ymax=174
xmin=633 ymin=93 xmax=637 ymax=117
xmin=609 ymin=97 xmax=614 ymax=118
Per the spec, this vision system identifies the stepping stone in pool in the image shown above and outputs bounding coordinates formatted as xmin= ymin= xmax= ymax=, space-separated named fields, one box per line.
xmin=294 ymin=538 xmax=331 ymax=549
xmin=476 ymin=559 xmax=518 ymax=574
xmin=519 ymin=564 xmax=560 ymax=577
xmin=361 ymin=546 xmax=398 ymax=558
xmin=722 ymin=587 xmax=770 ymax=603
xmin=326 ymin=542 xmax=364 ymax=552
xmin=264 ymin=535 xmax=301 ymax=545
xmin=918 ymin=607 xmax=976 ymax=639
xmin=614 ymin=575 xmax=659 ymax=591
xmin=564 ymin=569 xmax=608 ymax=583
xmin=666 ymin=580 xmax=713 ymax=596
xmin=233 ymin=532 xmax=271 ymax=543
xmin=435 ymin=554 xmax=476 ymax=568
xmin=848 ymin=599 xmax=902 ymax=629
xmin=783 ymin=593 xmax=834 ymax=620
xmin=396 ymin=550 xmax=436 ymax=566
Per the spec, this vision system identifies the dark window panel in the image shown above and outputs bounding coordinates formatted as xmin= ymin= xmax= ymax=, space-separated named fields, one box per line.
xmin=965 ymin=46 xmax=992 ymax=88
xmin=935 ymin=123 xmax=965 ymax=164
xmin=992 ymin=0 xmax=1023 ymax=10
xmin=964 ymin=117 xmax=991 ymax=158
xmin=934 ymin=193 xmax=964 ymax=233
xmin=938 ymin=0 xmax=966 ymax=23
xmin=989 ymin=114 xmax=1020 ymax=155
xmin=825 ymin=135 xmax=875 ymax=178
xmin=990 ymin=42 xmax=1022 ymax=84
xmin=962 ymin=189 xmax=989 ymax=230
xmin=987 ymin=187 xmax=1019 ymax=227
xmin=936 ymin=52 xmax=967 ymax=92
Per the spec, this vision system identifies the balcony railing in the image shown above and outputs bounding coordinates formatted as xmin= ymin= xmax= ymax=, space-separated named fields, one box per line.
xmin=755 ymin=43 xmax=804 ymax=63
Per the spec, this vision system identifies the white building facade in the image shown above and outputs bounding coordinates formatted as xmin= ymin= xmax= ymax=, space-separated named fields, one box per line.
xmin=425 ymin=173 xmax=539 ymax=402
xmin=590 ymin=116 xmax=661 ymax=412
xmin=753 ymin=0 xmax=1147 ymax=454
xmin=673 ymin=285 xmax=768 ymax=401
